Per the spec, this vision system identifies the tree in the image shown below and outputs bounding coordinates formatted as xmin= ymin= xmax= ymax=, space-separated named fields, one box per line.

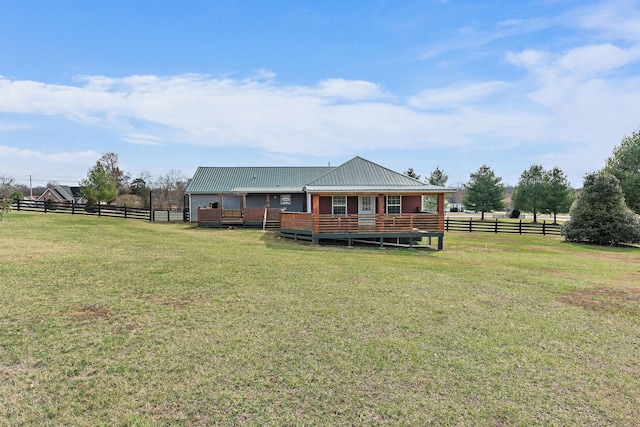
xmin=80 ymin=161 xmax=118 ymax=205
xmin=0 ymin=175 xmax=16 ymax=198
xmin=463 ymin=165 xmax=505 ymax=220
xmin=562 ymin=172 xmax=640 ymax=246
xmin=427 ymin=166 xmax=448 ymax=186
xmin=545 ymin=167 xmax=574 ymax=224
xmin=404 ymin=168 xmax=421 ymax=180
xmin=604 ymin=128 xmax=640 ymax=214
xmin=130 ymin=174 xmax=151 ymax=208
xmin=98 ymin=152 xmax=131 ymax=193
xmin=152 ymin=170 xmax=187 ymax=210
xmin=0 ymin=198 xmax=10 ymax=220
xmin=512 ymin=165 xmax=547 ymax=223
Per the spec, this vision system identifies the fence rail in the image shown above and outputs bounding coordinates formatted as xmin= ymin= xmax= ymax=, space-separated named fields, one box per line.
xmin=11 ymin=199 xmax=155 ymax=221
xmin=445 ymin=217 xmax=562 ymax=235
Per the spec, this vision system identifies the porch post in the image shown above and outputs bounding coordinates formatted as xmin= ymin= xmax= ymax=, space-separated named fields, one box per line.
xmin=377 ymin=195 xmax=385 ymax=231
xmin=437 ymin=193 xmax=445 ymax=231
xmin=312 ymin=194 xmax=320 ymax=235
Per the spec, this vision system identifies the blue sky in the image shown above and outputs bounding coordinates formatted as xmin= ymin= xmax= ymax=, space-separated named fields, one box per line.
xmin=1 ymin=0 xmax=640 ymax=188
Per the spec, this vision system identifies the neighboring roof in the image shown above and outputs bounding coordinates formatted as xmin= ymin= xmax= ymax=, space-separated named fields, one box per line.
xmin=37 ymin=185 xmax=84 ymax=202
xmin=305 ymin=157 xmax=456 ymax=193
xmin=186 ymin=166 xmax=335 ymax=194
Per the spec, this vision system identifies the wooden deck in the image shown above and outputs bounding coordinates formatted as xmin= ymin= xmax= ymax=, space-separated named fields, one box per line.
xmin=197 ymin=207 xmax=282 ymax=229
xmin=280 ymin=212 xmax=445 ymax=249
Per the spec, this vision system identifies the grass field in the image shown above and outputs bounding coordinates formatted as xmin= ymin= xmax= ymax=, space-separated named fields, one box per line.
xmin=1 ymin=212 xmax=639 ymax=426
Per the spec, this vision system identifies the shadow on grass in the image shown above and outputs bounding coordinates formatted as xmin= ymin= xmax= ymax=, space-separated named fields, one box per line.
xmin=259 ymin=231 xmax=438 ymax=256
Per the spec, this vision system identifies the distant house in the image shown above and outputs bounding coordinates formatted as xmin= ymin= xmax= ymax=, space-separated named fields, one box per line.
xmin=186 ymin=157 xmax=456 ymax=249
xmin=37 ymin=186 xmax=85 ymax=204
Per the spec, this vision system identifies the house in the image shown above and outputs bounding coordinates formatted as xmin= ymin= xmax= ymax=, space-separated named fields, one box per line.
xmin=186 ymin=157 xmax=456 ymax=249
xmin=37 ymin=186 xmax=85 ymax=204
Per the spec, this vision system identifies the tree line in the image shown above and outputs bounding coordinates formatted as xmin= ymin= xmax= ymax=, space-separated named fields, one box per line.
xmin=406 ymin=129 xmax=640 ymax=246
xmin=1 ymin=153 xmax=187 ymax=211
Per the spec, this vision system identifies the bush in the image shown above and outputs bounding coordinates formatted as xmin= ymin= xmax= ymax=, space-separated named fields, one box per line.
xmin=84 ymin=197 xmax=98 ymax=213
xmin=510 ymin=209 xmax=521 ymax=219
xmin=562 ymin=172 xmax=640 ymax=245
xmin=44 ymin=199 xmax=58 ymax=211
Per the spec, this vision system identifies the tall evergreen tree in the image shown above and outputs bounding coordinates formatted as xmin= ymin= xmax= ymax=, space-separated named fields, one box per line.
xmin=604 ymin=128 xmax=640 ymax=214
xmin=463 ymin=165 xmax=505 ymax=220
xmin=545 ymin=167 xmax=574 ymax=224
xmin=512 ymin=165 xmax=547 ymax=222
xmin=562 ymin=172 xmax=640 ymax=245
xmin=428 ymin=166 xmax=449 ymax=186
xmin=404 ymin=168 xmax=421 ymax=180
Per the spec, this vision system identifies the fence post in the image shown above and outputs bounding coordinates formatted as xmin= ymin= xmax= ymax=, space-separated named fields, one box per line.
xmin=98 ymin=203 xmax=101 ymax=217
xmin=167 ymin=209 xmax=170 ymax=222
xmin=124 ymin=204 xmax=128 ymax=219
xmin=494 ymin=218 xmax=498 ymax=233
xmin=469 ymin=218 xmax=473 ymax=233
xmin=445 ymin=217 xmax=449 ymax=231
xmin=71 ymin=201 xmax=75 ymax=215
xmin=519 ymin=220 xmax=522 ymax=235
xmin=542 ymin=220 xmax=546 ymax=236
xmin=16 ymin=198 xmax=21 ymax=211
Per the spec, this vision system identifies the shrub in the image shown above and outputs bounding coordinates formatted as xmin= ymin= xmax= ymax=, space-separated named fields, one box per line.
xmin=562 ymin=172 xmax=640 ymax=245
xmin=44 ymin=199 xmax=58 ymax=211
xmin=510 ymin=209 xmax=521 ymax=219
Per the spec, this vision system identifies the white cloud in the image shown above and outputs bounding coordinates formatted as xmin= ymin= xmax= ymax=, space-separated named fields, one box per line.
xmin=312 ymin=78 xmax=389 ymax=100
xmin=409 ymin=81 xmax=511 ymax=109
xmin=0 ymin=145 xmax=100 ymax=184
xmin=558 ymin=44 xmax=640 ymax=75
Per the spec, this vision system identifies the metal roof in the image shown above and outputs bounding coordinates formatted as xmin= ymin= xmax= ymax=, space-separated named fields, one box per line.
xmin=186 ymin=166 xmax=334 ymax=194
xmin=186 ymin=157 xmax=456 ymax=195
xmin=305 ymin=157 xmax=456 ymax=193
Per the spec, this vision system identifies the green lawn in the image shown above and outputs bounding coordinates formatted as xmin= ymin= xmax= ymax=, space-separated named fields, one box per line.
xmin=1 ymin=212 xmax=639 ymax=426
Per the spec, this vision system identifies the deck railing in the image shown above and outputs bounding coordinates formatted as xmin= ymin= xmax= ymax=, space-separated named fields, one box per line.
xmin=198 ymin=207 xmax=283 ymax=224
xmin=280 ymin=212 xmax=443 ymax=234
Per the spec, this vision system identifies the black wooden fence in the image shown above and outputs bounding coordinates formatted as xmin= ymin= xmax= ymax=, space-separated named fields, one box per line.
xmin=12 ymin=199 xmax=153 ymax=221
xmin=445 ymin=217 xmax=562 ymax=235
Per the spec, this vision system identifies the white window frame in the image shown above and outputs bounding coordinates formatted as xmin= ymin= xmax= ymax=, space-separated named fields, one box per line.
xmin=386 ymin=195 xmax=401 ymax=214
xmin=332 ymin=196 xmax=347 ymax=215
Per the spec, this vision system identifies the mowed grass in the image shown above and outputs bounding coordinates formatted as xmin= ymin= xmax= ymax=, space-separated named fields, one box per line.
xmin=1 ymin=212 xmax=639 ymax=426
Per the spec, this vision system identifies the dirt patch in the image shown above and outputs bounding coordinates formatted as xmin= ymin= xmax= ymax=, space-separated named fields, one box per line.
xmin=68 ymin=304 xmax=113 ymax=321
xmin=558 ymin=287 xmax=640 ymax=317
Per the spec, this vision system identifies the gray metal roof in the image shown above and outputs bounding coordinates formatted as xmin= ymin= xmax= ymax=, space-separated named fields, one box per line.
xmin=186 ymin=166 xmax=334 ymax=194
xmin=305 ymin=157 xmax=456 ymax=193
xmin=186 ymin=157 xmax=456 ymax=195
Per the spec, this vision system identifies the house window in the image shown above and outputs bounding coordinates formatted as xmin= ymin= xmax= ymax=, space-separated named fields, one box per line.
xmin=387 ymin=195 xmax=401 ymax=214
xmin=332 ymin=196 xmax=347 ymax=215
